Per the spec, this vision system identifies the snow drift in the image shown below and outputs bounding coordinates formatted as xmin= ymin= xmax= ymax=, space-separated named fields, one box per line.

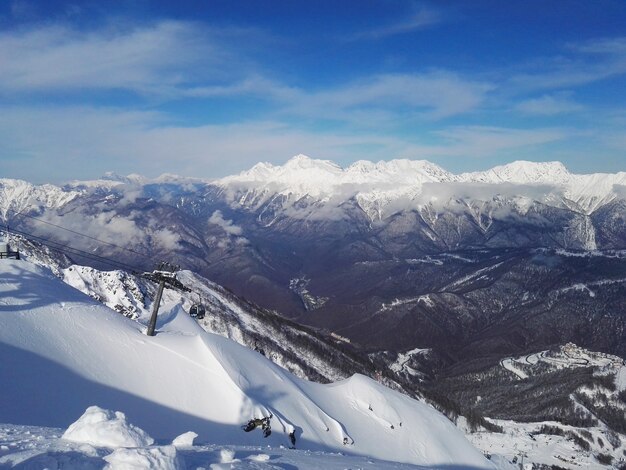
xmin=62 ymin=406 xmax=154 ymax=448
xmin=0 ymin=259 xmax=491 ymax=468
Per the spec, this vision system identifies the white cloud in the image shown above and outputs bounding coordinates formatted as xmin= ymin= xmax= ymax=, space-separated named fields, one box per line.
xmin=186 ymin=72 xmax=490 ymax=122
xmin=280 ymin=73 xmax=492 ymax=121
xmin=0 ymin=21 xmax=238 ymax=95
xmin=208 ymin=210 xmax=243 ymax=236
xmin=509 ymin=37 xmax=626 ymax=91
xmin=350 ymin=7 xmax=442 ymax=40
xmin=405 ymin=126 xmax=567 ymax=158
xmin=516 ymin=93 xmax=583 ymax=115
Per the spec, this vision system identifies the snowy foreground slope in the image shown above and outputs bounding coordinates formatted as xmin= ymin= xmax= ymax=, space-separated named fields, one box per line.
xmin=0 ymin=260 xmax=492 ymax=469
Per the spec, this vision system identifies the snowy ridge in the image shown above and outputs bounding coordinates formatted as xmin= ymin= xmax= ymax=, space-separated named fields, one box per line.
xmin=218 ymin=155 xmax=626 ymax=218
xmin=220 ymin=155 xmax=455 ymax=198
xmin=0 ymin=259 xmax=492 ymax=468
xmin=1 ymin=157 xmax=624 ymax=224
xmin=459 ymin=161 xmax=573 ymax=185
xmin=57 ymin=261 xmax=375 ymax=385
xmin=0 ymin=179 xmax=79 ymax=219
xmin=460 ymin=161 xmax=626 ymax=213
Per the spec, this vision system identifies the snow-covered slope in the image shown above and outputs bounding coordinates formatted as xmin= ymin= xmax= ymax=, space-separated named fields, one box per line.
xmin=220 ymin=155 xmax=455 ymax=198
xmin=0 ymin=420 xmax=469 ymax=470
xmin=0 ymin=178 xmax=79 ymax=219
xmin=14 ymin=236 xmax=404 ymax=390
xmin=459 ymin=161 xmax=573 ymax=185
xmin=59 ymin=263 xmax=384 ymax=385
xmin=460 ymin=160 xmax=626 ymax=213
xmin=0 ymin=259 xmax=492 ymax=468
xmin=218 ymin=155 xmax=457 ymax=220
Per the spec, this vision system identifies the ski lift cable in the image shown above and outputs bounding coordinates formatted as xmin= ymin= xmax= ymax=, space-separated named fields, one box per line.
xmin=1 ymin=226 xmax=145 ymax=274
xmin=2 ymin=226 xmax=207 ymax=318
xmin=4 ymin=227 xmax=141 ymax=273
xmin=4 ymin=226 xmax=203 ymax=335
xmin=2 ymin=227 xmax=201 ymax=300
xmin=5 ymin=208 xmax=154 ymax=261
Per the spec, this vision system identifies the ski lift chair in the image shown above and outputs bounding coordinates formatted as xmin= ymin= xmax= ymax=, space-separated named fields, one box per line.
xmin=189 ymin=302 xmax=206 ymax=319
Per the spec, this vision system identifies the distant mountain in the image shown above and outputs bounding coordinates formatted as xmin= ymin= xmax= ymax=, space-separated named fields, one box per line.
xmin=218 ymin=155 xmax=626 ymax=217
xmin=1 ymin=156 xmax=624 ymax=368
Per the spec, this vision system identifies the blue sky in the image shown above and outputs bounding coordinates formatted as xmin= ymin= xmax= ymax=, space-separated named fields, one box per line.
xmin=1 ymin=0 xmax=625 ymax=183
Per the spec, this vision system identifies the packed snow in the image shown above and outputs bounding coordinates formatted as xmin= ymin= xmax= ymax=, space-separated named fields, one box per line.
xmin=0 ymin=421 xmax=463 ymax=470
xmin=0 ymin=259 xmax=493 ymax=469
xmin=62 ymin=406 xmax=154 ymax=448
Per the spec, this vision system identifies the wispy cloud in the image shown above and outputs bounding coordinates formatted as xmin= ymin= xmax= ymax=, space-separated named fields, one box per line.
xmin=516 ymin=92 xmax=583 ymax=115
xmin=0 ymin=21 xmax=244 ymax=95
xmin=509 ymin=37 xmax=626 ymax=91
xmin=351 ymin=6 xmax=442 ymax=40
xmin=406 ymin=126 xmax=568 ymax=158
xmin=0 ymin=20 xmax=484 ymax=124
xmin=188 ymin=72 xmax=490 ymax=122
xmin=283 ymin=72 xmax=492 ymax=121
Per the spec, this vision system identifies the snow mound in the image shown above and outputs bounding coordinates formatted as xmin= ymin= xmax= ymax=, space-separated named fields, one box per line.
xmin=103 ymin=445 xmax=181 ymax=470
xmin=62 ymin=406 xmax=154 ymax=448
xmin=219 ymin=448 xmax=236 ymax=463
xmin=172 ymin=431 xmax=198 ymax=447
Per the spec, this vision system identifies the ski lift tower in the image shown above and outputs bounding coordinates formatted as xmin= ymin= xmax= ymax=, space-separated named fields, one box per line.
xmin=142 ymin=262 xmax=191 ymax=336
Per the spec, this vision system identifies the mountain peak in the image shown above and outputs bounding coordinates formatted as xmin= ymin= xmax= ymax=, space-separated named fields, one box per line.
xmin=461 ymin=160 xmax=572 ymax=185
xmin=283 ymin=154 xmax=342 ymax=172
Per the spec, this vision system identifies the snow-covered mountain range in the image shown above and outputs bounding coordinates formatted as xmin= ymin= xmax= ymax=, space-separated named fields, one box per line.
xmin=0 ymin=155 xmax=624 ymax=390
xmin=218 ymin=155 xmax=626 ymax=218
xmin=2 ymin=155 xmax=625 ymax=219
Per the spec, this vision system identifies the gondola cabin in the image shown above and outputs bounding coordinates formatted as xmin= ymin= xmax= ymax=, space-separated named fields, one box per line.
xmin=189 ymin=303 xmax=206 ymax=319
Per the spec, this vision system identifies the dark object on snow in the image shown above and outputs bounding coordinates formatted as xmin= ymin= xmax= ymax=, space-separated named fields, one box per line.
xmin=242 ymin=414 xmax=272 ymax=438
xmin=0 ymin=240 xmax=19 ymax=259
xmin=142 ymin=262 xmax=191 ymax=337
xmin=189 ymin=303 xmax=206 ymax=319
xmin=289 ymin=430 xmax=296 ymax=448
xmin=253 ymin=342 xmax=265 ymax=356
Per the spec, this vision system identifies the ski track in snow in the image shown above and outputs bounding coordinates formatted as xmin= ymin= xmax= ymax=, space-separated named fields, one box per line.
xmin=499 ymin=359 xmax=528 ymax=380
